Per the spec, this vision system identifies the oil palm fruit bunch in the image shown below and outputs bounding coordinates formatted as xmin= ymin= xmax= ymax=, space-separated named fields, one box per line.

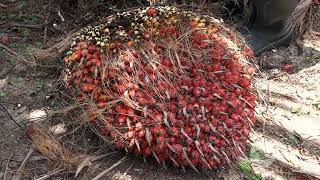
xmin=63 ymin=5 xmax=256 ymax=171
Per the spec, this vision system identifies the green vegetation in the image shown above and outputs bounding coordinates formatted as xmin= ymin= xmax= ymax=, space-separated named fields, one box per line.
xmin=281 ymin=132 xmax=302 ymax=146
xmin=35 ymin=79 xmax=44 ymax=90
xmin=0 ymin=90 xmax=6 ymax=97
xmin=239 ymin=159 xmax=262 ymax=180
xmin=249 ymin=146 xmax=266 ymax=160
xmin=291 ymin=106 xmax=302 ymax=114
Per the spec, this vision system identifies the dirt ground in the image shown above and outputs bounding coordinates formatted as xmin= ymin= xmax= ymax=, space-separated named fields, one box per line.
xmin=0 ymin=1 xmax=320 ymax=180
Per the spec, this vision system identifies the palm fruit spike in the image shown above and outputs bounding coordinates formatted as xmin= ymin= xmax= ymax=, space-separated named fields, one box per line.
xmin=64 ymin=5 xmax=256 ymax=171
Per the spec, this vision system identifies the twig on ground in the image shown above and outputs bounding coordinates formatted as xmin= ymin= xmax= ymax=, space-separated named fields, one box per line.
xmin=311 ymin=31 xmax=320 ymax=36
xmin=124 ymin=158 xmax=136 ymax=174
xmin=34 ymin=168 xmax=65 ymax=180
xmin=92 ymin=156 xmax=128 ymax=180
xmin=0 ymin=43 xmax=36 ymax=65
xmin=0 ymin=103 xmax=22 ymax=128
xmin=43 ymin=1 xmax=52 ymax=44
xmin=57 ymin=10 xmax=65 ymax=22
xmin=0 ymin=3 xmax=8 ymax=8
xmin=75 ymin=151 xmax=119 ymax=177
xmin=0 ymin=43 xmax=19 ymax=56
xmin=9 ymin=23 xmax=46 ymax=29
xmin=12 ymin=148 xmax=34 ymax=180
xmin=4 ymin=153 xmax=13 ymax=180
xmin=267 ymin=72 xmax=287 ymax=80
xmin=44 ymin=21 xmax=48 ymax=44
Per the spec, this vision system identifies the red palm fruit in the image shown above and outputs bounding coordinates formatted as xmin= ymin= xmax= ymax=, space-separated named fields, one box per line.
xmin=135 ymin=148 xmax=142 ymax=155
xmin=169 ymin=136 xmax=176 ymax=144
xmin=72 ymin=51 xmax=82 ymax=61
xmin=191 ymin=150 xmax=200 ymax=159
xmin=153 ymin=125 xmax=162 ymax=134
xmin=225 ymin=119 xmax=233 ymax=126
xmin=157 ymin=136 xmax=165 ymax=144
xmin=203 ymin=124 xmax=210 ymax=133
xmin=88 ymin=45 xmax=97 ymax=54
xmin=192 ymin=88 xmax=201 ymax=97
xmin=129 ymin=139 xmax=135 ymax=147
xmin=81 ymin=84 xmax=95 ymax=92
xmin=201 ymin=160 xmax=211 ymax=170
xmin=82 ymin=67 xmax=89 ymax=74
xmin=191 ymin=21 xmax=198 ymax=28
xmin=147 ymin=7 xmax=157 ymax=16
xmin=239 ymin=77 xmax=250 ymax=88
xmin=208 ymin=135 xmax=217 ymax=142
xmin=154 ymin=114 xmax=163 ymax=123
xmin=158 ymin=152 xmax=168 ymax=161
xmin=173 ymin=144 xmax=183 ymax=154
xmin=202 ymin=144 xmax=209 ymax=153
xmin=125 ymin=131 xmax=135 ymax=139
xmin=77 ymin=41 xmax=88 ymax=49
xmin=99 ymin=95 xmax=111 ymax=102
xmin=98 ymin=101 xmax=105 ymax=109
xmin=81 ymin=49 xmax=89 ymax=57
xmin=127 ymin=108 xmax=134 ymax=117
xmin=211 ymin=119 xmax=218 ymax=126
xmin=114 ymin=142 xmax=124 ymax=149
xmin=91 ymin=52 xmax=100 ymax=59
xmin=115 ymin=84 xmax=126 ymax=94
xmin=169 ymin=127 xmax=179 ymax=136
xmin=191 ymin=158 xmax=199 ymax=166
xmin=73 ymin=78 xmax=80 ymax=85
xmin=184 ymin=126 xmax=192 ymax=134
xmin=135 ymin=122 xmax=143 ymax=130
xmin=143 ymin=147 xmax=152 ymax=155
xmin=186 ymin=139 xmax=193 ymax=146
xmin=138 ymin=129 xmax=145 ymax=137
xmin=117 ymin=115 xmax=126 ymax=124
xmin=83 ymin=76 xmax=94 ymax=84
xmin=200 ymin=139 xmax=206 ymax=146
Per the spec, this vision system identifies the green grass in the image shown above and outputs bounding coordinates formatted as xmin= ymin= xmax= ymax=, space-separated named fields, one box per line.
xmin=10 ymin=77 xmax=24 ymax=86
xmin=239 ymin=159 xmax=262 ymax=180
xmin=0 ymin=14 xmax=39 ymax=23
xmin=249 ymin=146 xmax=266 ymax=160
xmin=281 ymin=132 xmax=302 ymax=146
xmin=6 ymin=57 xmax=17 ymax=65
xmin=12 ymin=42 xmax=27 ymax=49
xmin=0 ymin=90 xmax=6 ymax=97
xmin=291 ymin=106 xmax=302 ymax=114
xmin=20 ymin=29 xmax=30 ymax=37
xmin=34 ymin=41 xmax=44 ymax=48
xmin=35 ymin=79 xmax=44 ymax=90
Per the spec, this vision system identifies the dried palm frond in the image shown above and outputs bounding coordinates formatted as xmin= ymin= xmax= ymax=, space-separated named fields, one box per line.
xmin=25 ymin=123 xmax=83 ymax=169
xmin=292 ymin=0 xmax=318 ymax=38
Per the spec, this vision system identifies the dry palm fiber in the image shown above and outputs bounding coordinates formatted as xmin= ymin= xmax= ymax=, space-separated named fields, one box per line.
xmin=293 ymin=0 xmax=319 ymax=37
xmin=63 ymin=5 xmax=256 ymax=171
xmin=25 ymin=123 xmax=82 ymax=169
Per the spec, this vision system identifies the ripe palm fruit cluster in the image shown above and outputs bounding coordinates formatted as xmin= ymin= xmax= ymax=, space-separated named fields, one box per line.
xmin=63 ymin=6 xmax=256 ymax=171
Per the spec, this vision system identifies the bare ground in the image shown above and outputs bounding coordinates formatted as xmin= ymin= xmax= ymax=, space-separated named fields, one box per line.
xmin=1 ymin=1 xmax=320 ymax=179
